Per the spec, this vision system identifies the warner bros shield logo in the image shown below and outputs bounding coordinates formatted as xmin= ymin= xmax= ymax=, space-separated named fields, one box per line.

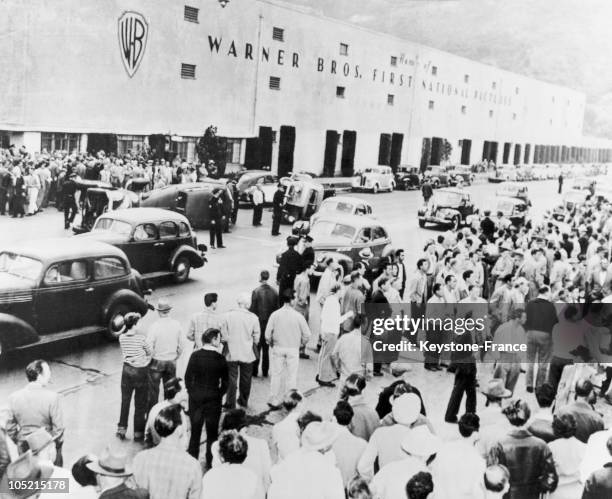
xmin=118 ymin=11 xmax=148 ymax=78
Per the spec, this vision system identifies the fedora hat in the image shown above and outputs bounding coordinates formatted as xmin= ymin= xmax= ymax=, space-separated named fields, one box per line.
xmin=481 ymin=378 xmax=512 ymax=399
xmin=300 ymin=422 xmax=338 ymax=451
xmin=391 ymin=393 xmax=421 ymax=426
xmin=0 ymin=451 xmax=54 ymax=498
xmin=25 ymin=428 xmax=63 ymax=455
xmin=401 ymin=426 xmax=441 ymax=457
xmin=156 ymin=299 xmax=172 ymax=312
xmin=86 ymin=446 xmax=132 ymax=477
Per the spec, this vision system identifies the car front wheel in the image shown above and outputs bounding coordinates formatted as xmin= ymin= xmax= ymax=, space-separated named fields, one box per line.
xmin=418 ymin=219 xmax=426 ymax=228
xmin=106 ymin=303 xmax=130 ymax=341
xmin=173 ymin=255 xmax=191 ymax=283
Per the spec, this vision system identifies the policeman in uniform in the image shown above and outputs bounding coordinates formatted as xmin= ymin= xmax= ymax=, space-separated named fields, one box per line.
xmin=271 ymin=183 xmax=285 ymax=236
xmin=208 ymin=188 xmax=226 ymax=249
xmin=277 ymin=236 xmax=303 ymax=297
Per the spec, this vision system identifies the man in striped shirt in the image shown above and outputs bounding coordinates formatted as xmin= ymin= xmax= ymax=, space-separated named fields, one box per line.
xmin=187 ymin=292 xmax=224 ymax=349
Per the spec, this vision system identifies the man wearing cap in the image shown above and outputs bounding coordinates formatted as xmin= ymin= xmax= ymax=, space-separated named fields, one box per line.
xmin=268 ymin=421 xmax=344 ymax=499
xmin=277 ymin=236 xmax=303 ymax=297
xmin=370 ymin=426 xmax=440 ymax=499
xmin=357 ymin=393 xmax=422 ymax=480
xmin=88 ymin=446 xmax=148 ymax=498
xmin=147 ymin=299 xmax=183 ymax=411
xmin=6 ymin=360 xmax=64 ymax=466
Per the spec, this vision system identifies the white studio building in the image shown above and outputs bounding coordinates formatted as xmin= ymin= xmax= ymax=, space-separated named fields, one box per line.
xmin=1 ymin=0 xmax=611 ymax=176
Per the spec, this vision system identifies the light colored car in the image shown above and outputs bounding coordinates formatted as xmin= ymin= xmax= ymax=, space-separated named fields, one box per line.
xmin=311 ymin=196 xmax=373 ymax=224
xmin=236 ymin=170 xmax=278 ymax=205
xmin=352 ymin=166 xmax=395 ymax=193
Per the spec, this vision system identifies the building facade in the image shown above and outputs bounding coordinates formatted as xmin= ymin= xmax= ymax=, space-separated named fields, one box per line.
xmin=1 ymin=0 xmax=611 ymax=173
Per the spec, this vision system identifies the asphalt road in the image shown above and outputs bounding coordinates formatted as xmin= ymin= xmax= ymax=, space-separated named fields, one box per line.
xmin=0 ymin=177 xmax=596 ymax=465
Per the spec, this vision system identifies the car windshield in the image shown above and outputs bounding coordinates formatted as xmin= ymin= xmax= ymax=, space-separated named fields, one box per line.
xmin=310 ymin=221 xmax=356 ymax=240
xmin=93 ymin=218 xmax=132 ymax=236
xmin=432 ymin=191 xmax=463 ymax=206
xmin=0 ymin=252 xmax=43 ymax=280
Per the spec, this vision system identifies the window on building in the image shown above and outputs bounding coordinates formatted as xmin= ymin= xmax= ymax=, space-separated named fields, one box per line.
xmin=181 ymin=63 xmax=196 ymax=79
xmin=336 ymin=86 xmax=346 ymax=98
xmin=387 ymin=94 xmax=395 ymax=106
xmin=184 ymin=6 xmax=199 ymax=22
xmin=390 ymin=56 xmax=397 ymax=67
xmin=464 ymin=74 xmax=469 ymax=84
xmin=339 ymin=43 xmax=349 ymax=56
xmin=170 ymin=138 xmax=195 ymax=161
xmin=461 ymin=105 xmax=467 ymax=114
xmin=269 ymin=76 xmax=281 ymax=90
xmin=431 ymin=65 xmax=437 ymax=76
xmin=225 ymin=138 xmax=242 ymax=164
xmin=272 ymin=27 xmax=284 ymax=41
xmin=117 ymin=135 xmax=146 ymax=156
xmin=489 ymin=110 xmax=494 ymax=118
xmin=428 ymin=100 xmax=434 ymax=110
xmin=492 ymin=81 xmax=497 ymax=90
xmin=40 ymin=133 xmax=80 ymax=153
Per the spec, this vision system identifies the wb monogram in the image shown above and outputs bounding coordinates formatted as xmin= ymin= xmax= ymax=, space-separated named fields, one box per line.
xmin=118 ymin=11 xmax=148 ymax=78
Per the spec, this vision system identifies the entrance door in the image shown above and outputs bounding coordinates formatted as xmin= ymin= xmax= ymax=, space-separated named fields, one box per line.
xmin=390 ymin=133 xmax=404 ymax=171
xmin=513 ymin=144 xmax=522 ymax=165
xmin=88 ymin=134 xmax=117 ymax=155
xmin=277 ymin=125 xmax=296 ymax=178
xmin=460 ymin=139 xmax=472 ymax=165
xmin=503 ymin=143 xmax=511 ymax=164
xmin=524 ymin=144 xmax=531 ymax=164
xmin=489 ymin=142 xmax=499 ymax=164
xmin=378 ymin=134 xmax=391 ymax=166
xmin=430 ymin=137 xmax=443 ymax=166
xmin=340 ymin=130 xmax=357 ymax=177
xmin=244 ymin=137 xmax=261 ymax=169
xmin=323 ymin=130 xmax=339 ymax=177
xmin=259 ymin=126 xmax=273 ymax=169
xmin=420 ymin=138 xmax=431 ymax=172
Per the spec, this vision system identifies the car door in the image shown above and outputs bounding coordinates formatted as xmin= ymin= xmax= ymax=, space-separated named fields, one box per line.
xmin=91 ymin=256 xmax=131 ymax=326
xmin=35 ymin=259 xmax=96 ymax=334
xmin=125 ymin=223 xmax=160 ymax=274
xmin=157 ymin=221 xmax=181 ymax=272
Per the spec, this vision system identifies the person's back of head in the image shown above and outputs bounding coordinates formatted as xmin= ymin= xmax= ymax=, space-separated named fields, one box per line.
xmin=333 ymin=400 xmax=354 ymax=427
xmin=218 ymin=430 xmax=248 ymax=464
xmin=154 ymin=404 xmax=182 ymax=439
xmin=535 ymin=383 xmax=555 ymax=409
xmin=574 ymin=377 xmax=593 ymax=400
xmin=484 ymin=465 xmax=510 ymax=496
xmin=71 ymin=455 xmax=98 ymax=487
xmin=458 ymin=413 xmax=480 ymax=439
xmin=201 ymin=327 xmax=221 ymax=346
xmin=502 ymin=399 xmax=531 ymax=427
xmin=297 ymin=411 xmax=322 ymax=434
xmin=163 ymin=377 xmax=183 ymax=401
xmin=406 ymin=471 xmax=434 ymax=499
xmin=204 ymin=292 xmax=218 ymax=308
xmin=341 ymin=373 xmax=366 ymax=399
xmin=260 ymin=270 xmax=269 ymax=282
xmin=280 ymin=288 xmax=294 ymax=305
xmin=347 ymin=477 xmax=372 ymax=499
xmin=220 ymin=408 xmax=247 ymax=432
xmin=282 ymin=389 xmax=303 ymax=412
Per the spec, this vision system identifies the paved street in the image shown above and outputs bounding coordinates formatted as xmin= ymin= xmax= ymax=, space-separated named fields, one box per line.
xmin=0 ymin=177 xmax=602 ymax=464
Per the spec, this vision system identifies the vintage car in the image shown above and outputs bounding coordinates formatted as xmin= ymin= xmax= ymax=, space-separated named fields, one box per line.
xmin=141 ymin=182 xmax=233 ymax=230
xmin=495 ymin=182 xmax=530 ymax=204
xmin=281 ymin=180 xmax=330 ymax=223
xmin=552 ymin=189 xmax=590 ymax=220
xmin=418 ymin=188 xmax=477 ymax=230
xmin=448 ymin=166 xmax=475 ymax=186
xmin=494 ymin=196 xmax=529 ymax=227
xmin=76 ymin=208 xmax=206 ymax=283
xmin=125 ymin=178 xmax=152 ymax=204
xmin=0 ymin=239 xmax=151 ymax=355
xmin=423 ymin=166 xmax=451 ymax=188
xmin=488 ymin=167 xmax=517 ymax=183
xmin=235 ymin=170 xmax=278 ymax=205
xmin=278 ymin=214 xmax=393 ymax=278
xmin=394 ymin=165 xmax=421 ymax=190
xmin=571 ymin=176 xmax=596 ymax=192
xmin=352 ymin=166 xmax=395 ymax=193
xmin=310 ymin=196 xmax=373 ymax=224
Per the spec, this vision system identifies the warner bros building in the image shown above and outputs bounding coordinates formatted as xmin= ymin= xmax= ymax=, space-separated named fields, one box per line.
xmin=1 ymin=0 xmax=611 ymax=176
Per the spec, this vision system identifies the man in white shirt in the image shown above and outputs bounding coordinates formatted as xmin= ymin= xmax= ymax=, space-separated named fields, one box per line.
xmin=330 ymin=400 xmax=367 ymax=489
xmin=580 ymin=423 xmax=612 ymax=483
xmin=147 ymin=299 xmax=183 ymax=410
xmin=223 ymin=293 xmax=260 ymax=409
xmin=251 ymin=182 xmax=264 ymax=226
xmin=492 ymin=309 xmax=527 ymax=394
xmin=331 ymin=316 xmax=373 ymax=380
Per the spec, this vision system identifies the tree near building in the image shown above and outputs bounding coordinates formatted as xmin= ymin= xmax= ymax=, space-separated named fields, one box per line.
xmin=441 ymin=139 xmax=453 ymax=163
xmin=196 ymin=125 xmax=227 ymax=176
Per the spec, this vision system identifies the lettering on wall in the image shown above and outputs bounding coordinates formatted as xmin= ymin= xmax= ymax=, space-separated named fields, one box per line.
xmin=118 ymin=11 xmax=148 ymax=77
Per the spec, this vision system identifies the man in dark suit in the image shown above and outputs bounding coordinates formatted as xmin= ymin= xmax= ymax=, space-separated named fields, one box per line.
xmin=184 ymin=327 xmax=228 ymax=466
xmin=371 ymin=277 xmax=392 ymax=377
xmin=271 ymin=183 xmax=285 ymax=236
xmin=250 ymin=270 xmax=279 ymax=377
xmin=480 ymin=210 xmax=496 ymax=241
xmin=583 ymin=436 xmax=612 ymax=498
xmin=208 ymin=188 xmax=226 ymax=249
xmin=277 ymin=236 xmax=303 ymax=297
xmin=556 ymin=379 xmax=604 ymax=444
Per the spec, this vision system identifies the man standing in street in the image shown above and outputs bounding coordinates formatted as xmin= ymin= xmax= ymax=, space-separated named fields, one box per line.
xmin=393 ymin=249 xmax=407 ymax=299
xmin=341 ymin=271 xmax=365 ymax=336
xmin=277 ymin=236 xmax=303 ymax=297
xmin=271 ymin=183 xmax=284 ymax=236
xmin=251 ymin=181 xmax=264 ymax=226
xmin=147 ymin=299 xmax=183 ymax=411
xmin=265 ymin=290 xmax=311 ymax=408
xmin=187 ymin=292 xmax=224 ymax=350
xmin=293 ymin=262 xmax=312 ymax=359
xmin=408 ymin=258 xmax=429 ymax=323
xmin=421 ymin=178 xmax=433 ymax=205
xmin=223 ymin=293 xmax=260 ymax=410
xmin=250 ymin=270 xmax=279 ymax=378
xmin=424 ymin=283 xmax=446 ymax=371
xmin=6 ymin=360 xmax=64 ymax=466
xmin=558 ymin=173 xmax=564 ymax=194
xmin=208 ymin=188 xmax=226 ymax=249
xmin=62 ymin=172 xmax=78 ymax=229
xmin=524 ymin=286 xmax=558 ymax=393
xmin=184 ymin=328 xmax=228 ymax=466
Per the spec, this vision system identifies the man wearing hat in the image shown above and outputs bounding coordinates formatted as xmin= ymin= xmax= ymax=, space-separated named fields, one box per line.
xmin=277 ymin=236 xmax=303 ymax=297
xmin=87 ymin=446 xmax=147 ymax=498
xmin=208 ymin=188 xmax=226 ymax=249
xmin=0 ymin=450 xmax=54 ymax=499
xmin=268 ymin=421 xmax=344 ymax=499
xmin=147 ymin=299 xmax=183 ymax=411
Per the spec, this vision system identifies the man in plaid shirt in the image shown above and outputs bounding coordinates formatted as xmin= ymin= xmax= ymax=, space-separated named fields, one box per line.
xmin=187 ymin=292 xmax=225 ymax=349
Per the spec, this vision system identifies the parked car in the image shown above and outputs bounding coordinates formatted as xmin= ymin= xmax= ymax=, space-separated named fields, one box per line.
xmin=394 ymin=165 xmax=421 ymax=190
xmin=418 ymin=188 xmax=477 ymax=230
xmin=494 ymin=196 xmax=529 ymax=227
xmin=125 ymin=178 xmax=151 ymax=204
xmin=282 ymin=180 xmax=329 ymax=223
xmin=0 ymin=239 xmax=151 ymax=355
xmin=495 ymin=182 xmax=531 ymax=204
xmin=488 ymin=167 xmax=517 ymax=183
xmin=423 ymin=166 xmax=450 ymax=188
xmin=141 ymin=182 xmax=232 ymax=230
xmin=352 ymin=166 xmax=395 ymax=193
xmin=571 ymin=176 xmax=596 ymax=192
xmin=448 ymin=166 xmax=475 ymax=186
xmin=76 ymin=208 xmax=207 ymax=283
xmin=311 ymin=196 xmax=373 ymax=224
xmin=552 ymin=189 xmax=590 ymax=220
xmin=236 ymin=170 xmax=278 ymax=205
